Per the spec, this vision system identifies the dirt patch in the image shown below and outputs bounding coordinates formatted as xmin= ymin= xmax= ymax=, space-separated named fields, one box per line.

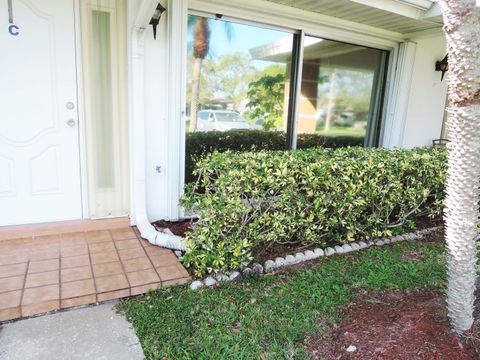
xmin=305 ymin=289 xmax=480 ymax=360
xmin=153 ymin=219 xmax=196 ymax=237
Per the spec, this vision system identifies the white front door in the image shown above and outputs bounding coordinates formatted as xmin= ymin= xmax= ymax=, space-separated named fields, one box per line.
xmin=0 ymin=0 xmax=82 ymax=226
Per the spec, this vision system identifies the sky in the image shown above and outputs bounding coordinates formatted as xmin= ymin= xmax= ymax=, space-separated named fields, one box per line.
xmin=187 ymin=16 xmax=291 ymax=69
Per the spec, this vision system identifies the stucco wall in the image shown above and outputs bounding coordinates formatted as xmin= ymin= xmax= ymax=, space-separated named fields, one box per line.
xmin=402 ymin=33 xmax=448 ymax=148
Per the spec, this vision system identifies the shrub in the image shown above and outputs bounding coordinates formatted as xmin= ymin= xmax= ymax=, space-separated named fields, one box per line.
xmin=185 ymin=130 xmax=364 ymax=183
xmin=181 ymin=146 xmax=447 ymax=275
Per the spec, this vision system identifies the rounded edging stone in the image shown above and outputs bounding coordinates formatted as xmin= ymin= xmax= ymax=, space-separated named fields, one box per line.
xmin=325 ymin=247 xmax=335 ymax=256
xmin=204 ymin=277 xmax=217 ymax=287
xmin=190 ymin=280 xmax=204 ymax=290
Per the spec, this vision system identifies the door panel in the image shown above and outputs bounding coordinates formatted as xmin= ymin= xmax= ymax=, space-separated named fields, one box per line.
xmin=0 ymin=0 xmax=82 ymax=226
xmin=80 ymin=0 xmax=129 ymax=218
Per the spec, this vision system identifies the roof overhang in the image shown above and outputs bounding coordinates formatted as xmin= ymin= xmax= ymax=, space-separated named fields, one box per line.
xmin=263 ymin=0 xmax=443 ymax=35
xmin=350 ymin=0 xmax=432 ymax=19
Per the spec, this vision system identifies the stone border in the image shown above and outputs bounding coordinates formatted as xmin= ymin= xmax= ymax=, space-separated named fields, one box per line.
xmin=188 ymin=226 xmax=442 ymax=290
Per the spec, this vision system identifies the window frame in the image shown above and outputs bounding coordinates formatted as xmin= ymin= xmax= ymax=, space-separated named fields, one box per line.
xmin=185 ymin=11 xmax=390 ymax=151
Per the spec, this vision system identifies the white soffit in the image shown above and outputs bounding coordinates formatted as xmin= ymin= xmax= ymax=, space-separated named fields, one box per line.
xmin=266 ymin=0 xmax=443 ymax=34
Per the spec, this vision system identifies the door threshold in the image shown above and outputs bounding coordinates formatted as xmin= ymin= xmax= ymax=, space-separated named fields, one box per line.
xmin=0 ymin=217 xmax=131 ymax=241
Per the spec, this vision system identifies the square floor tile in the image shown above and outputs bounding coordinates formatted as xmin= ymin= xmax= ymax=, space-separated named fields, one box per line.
xmin=61 ymin=255 xmax=90 ymax=269
xmin=149 ymin=254 xmax=179 ymax=268
xmin=115 ymin=239 xmax=142 ymax=250
xmin=22 ymin=300 xmax=59 ymax=317
xmin=88 ymin=242 xmax=116 ymax=254
xmin=162 ymin=277 xmax=189 ymax=287
xmin=118 ymin=248 xmax=146 ymax=261
xmin=139 ymin=239 xmax=153 ymax=248
xmin=0 ymin=263 xmax=27 ymax=278
xmin=91 ymin=252 xmax=119 ymax=265
xmin=0 ymin=253 xmax=29 ymax=266
xmin=29 ymin=248 xmax=60 ymax=261
xmin=144 ymin=246 xmax=171 ymax=256
xmin=178 ymin=266 xmax=190 ymax=278
xmin=61 ymin=244 xmax=89 ymax=257
xmin=95 ymin=274 xmax=129 ymax=293
xmin=22 ymin=284 xmax=59 ymax=305
xmin=0 ymin=307 xmax=21 ymax=322
xmin=126 ymin=269 xmax=160 ymax=287
xmin=61 ymin=232 xmax=87 ymax=245
xmin=25 ymin=270 xmax=59 ymax=288
xmin=0 ymin=275 xmax=24 ymax=293
xmin=61 ymin=279 xmax=95 ymax=299
xmin=156 ymin=265 xmax=184 ymax=281
xmin=86 ymin=230 xmax=112 ymax=243
xmin=92 ymin=262 xmax=123 ymax=277
xmin=61 ymin=266 xmax=92 ymax=283
xmin=61 ymin=294 xmax=96 ymax=309
xmin=111 ymin=228 xmax=137 ymax=241
xmin=29 ymin=259 xmax=59 ymax=274
xmin=0 ymin=290 xmax=21 ymax=309
xmin=131 ymin=282 xmax=161 ymax=296
xmin=122 ymin=257 xmax=152 ymax=273
xmin=97 ymin=289 xmax=129 ymax=302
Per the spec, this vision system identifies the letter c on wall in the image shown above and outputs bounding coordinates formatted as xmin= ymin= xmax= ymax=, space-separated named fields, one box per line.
xmin=8 ymin=24 xmax=19 ymax=36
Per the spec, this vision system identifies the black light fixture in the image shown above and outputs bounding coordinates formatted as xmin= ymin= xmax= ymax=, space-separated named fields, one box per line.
xmin=435 ymin=54 xmax=449 ymax=81
xmin=149 ymin=3 xmax=166 ymax=40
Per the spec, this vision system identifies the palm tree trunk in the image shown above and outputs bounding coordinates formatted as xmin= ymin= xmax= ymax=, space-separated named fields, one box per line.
xmin=189 ymin=57 xmax=203 ymax=132
xmin=438 ymin=0 xmax=480 ymax=333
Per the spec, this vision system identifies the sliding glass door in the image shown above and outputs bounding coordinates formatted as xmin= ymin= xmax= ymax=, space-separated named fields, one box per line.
xmin=297 ymin=36 xmax=388 ymax=147
xmin=185 ymin=15 xmax=294 ymax=182
xmin=185 ymin=15 xmax=389 ymax=183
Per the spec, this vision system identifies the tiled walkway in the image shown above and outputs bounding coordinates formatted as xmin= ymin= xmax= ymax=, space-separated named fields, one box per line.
xmin=0 ymin=226 xmax=190 ymax=322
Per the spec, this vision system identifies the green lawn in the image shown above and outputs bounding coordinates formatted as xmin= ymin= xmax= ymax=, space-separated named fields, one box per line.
xmin=314 ymin=125 xmax=365 ymax=137
xmin=121 ymin=240 xmax=447 ymax=359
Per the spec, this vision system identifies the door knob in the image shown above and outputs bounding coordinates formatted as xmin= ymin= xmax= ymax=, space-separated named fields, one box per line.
xmin=66 ymin=119 xmax=76 ymax=127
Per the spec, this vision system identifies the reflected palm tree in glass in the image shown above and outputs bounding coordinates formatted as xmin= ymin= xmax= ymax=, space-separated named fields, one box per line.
xmin=188 ymin=16 xmax=232 ymax=132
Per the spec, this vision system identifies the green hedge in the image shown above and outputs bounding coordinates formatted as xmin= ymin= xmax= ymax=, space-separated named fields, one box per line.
xmin=185 ymin=130 xmax=364 ymax=183
xmin=181 ymin=146 xmax=447 ymax=275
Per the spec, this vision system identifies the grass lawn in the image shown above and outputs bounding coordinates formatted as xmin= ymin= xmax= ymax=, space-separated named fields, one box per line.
xmin=121 ymin=239 xmax=447 ymax=359
xmin=314 ymin=125 xmax=365 ymax=137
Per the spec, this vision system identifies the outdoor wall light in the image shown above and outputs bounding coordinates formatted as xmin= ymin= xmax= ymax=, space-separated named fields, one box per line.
xmin=435 ymin=54 xmax=449 ymax=81
xmin=150 ymin=3 xmax=166 ymax=40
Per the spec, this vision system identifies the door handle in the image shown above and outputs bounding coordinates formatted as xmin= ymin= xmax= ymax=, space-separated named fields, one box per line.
xmin=66 ymin=119 xmax=77 ymax=127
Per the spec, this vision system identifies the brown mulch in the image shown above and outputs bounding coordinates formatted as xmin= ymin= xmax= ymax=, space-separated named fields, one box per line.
xmin=305 ymin=289 xmax=480 ymax=360
xmin=152 ymin=216 xmax=442 ymax=251
xmin=252 ymin=216 xmax=444 ymax=263
xmin=153 ymin=219 xmax=196 ymax=237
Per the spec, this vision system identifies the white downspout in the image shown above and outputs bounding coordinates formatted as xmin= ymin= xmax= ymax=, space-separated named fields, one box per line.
xmin=130 ymin=0 xmax=185 ymax=250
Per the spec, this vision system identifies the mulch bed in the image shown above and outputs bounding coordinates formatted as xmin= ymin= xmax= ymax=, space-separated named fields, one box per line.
xmin=252 ymin=216 xmax=444 ymax=263
xmin=305 ymin=289 xmax=480 ymax=359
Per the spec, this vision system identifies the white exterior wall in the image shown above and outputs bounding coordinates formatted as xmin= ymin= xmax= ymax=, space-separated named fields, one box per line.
xmin=142 ymin=0 xmax=187 ymax=222
xmin=128 ymin=0 xmax=181 ymax=222
xmin=402 ymin=33 xmax=448 ymax=148
xmin=144 ymin=20 xmax=170 ymax=221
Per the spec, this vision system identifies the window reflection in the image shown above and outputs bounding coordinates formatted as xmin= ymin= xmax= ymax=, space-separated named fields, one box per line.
xmin=185 ymin=17 xmax=389 ymax=183
xmin=186 ymin=15 xmax=293 ymax=134
xmin=185 ymin=15 xmax=293 ymax=183
xmin=297 ymin=37 xmax=388 ymax=144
